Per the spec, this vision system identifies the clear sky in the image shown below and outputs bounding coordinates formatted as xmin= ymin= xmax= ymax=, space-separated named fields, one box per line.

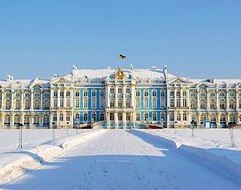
xmin=0 ymin=0 xmax=241 ymax=80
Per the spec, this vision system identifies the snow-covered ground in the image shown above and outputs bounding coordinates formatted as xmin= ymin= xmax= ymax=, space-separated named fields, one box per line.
xmin=0 ymin=129 xmax=90 ymax=153
xmin=0 ymin=129 xmax=106 ymax=186
xmin=2 ymin=130 xmax=241 ymax=190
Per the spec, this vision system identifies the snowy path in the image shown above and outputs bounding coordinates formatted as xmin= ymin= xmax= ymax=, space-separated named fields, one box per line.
xmin=4 ymin=130 xmax=241 ymax=190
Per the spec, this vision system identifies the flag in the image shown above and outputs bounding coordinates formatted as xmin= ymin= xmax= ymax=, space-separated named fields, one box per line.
xmin=119 ymin=54 xmax=127 ymax=60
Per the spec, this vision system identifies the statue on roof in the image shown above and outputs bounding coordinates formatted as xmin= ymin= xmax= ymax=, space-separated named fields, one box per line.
xmin=115 ymin=67 xmax=126 ymax=80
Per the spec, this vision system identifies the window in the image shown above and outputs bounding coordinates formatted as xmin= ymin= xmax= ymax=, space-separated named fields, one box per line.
xmin=211 ymin=114 xmax=216 ymax=124
xmin=220 ymin=114 xmax=226 ymax=124
xmin=66 ymin=99 xmax=70 ymax=108
xmin=126 ymin=99 xmax=131 ymax=108
xmin=210 ymin=99 xmax=216 ymax=109
xmin=44 ymin=100 xmax=50 ymax=109
xmin=92 ymin=90 xmax=96 ymax=97
xmin=76 ymin=91 xmax=80 ymax=97
xmin=60 ymin=91 xmax=64 ymax=98
xmin=59 ymin=113 xmax=64 ymax=121
xmin=14 ymin=114 xmax=20 ymax=125
xmin=118 ymin=113 xmax=122 ymax=121
xmin=92 ymin=112 xmax=96 ymax=121
xmin=136 ymin=91 xmax=140 ymax=97
xmin=144 ymin=112 xmax=149 ymax=121
xmin=170 ymin=91 xmax=174 ymax=97
xmin=161 ymin=112 xmax=166 ymax=122
xmin=126 ymin=113 xmax=131 ymax=121
xmin=230 ymin=114 xmax=236 ymax=123
xmin=152 ymin=90 xmax=156 ymax=97
xmin=53 ymin=91 xmax=58 ymax=97
xmin=110 ymin=113 xmax=114 ymax=121
xmin=66 ymin=113 xmax=70 ymax=121
xmin=183 ymin=113 xmax=187 ymax=121
xmin=34 ymin=100 xmax=40 ymax=109
xmin=110 ymin=88 xmax=114 ymax=94
xmin=110 ymin=99 xmax=114 ymax=108
xmin=136 ymin=113 xmax=140 ymax=121
xmin=100 ymin=90 xmax=105 ymax=97
xmin=15 ymin=99 xmax=21 ymax=109
xmin=126 ymin=88 xmax=131 ymax=94
xmin=161 ymin=90 xmax=165 ymax=97
xmin=136 ymin=99 xmax=140 ymax=108
xmin=4 ymin=115 xmax=10 ymax=125
xmin=183 ymin=99 xmax=187 ymax=107
xmin=53 ymin=113 xmax=57 ymax=121
xmin=6 ymin=99 xmax=11 ymax=109
xmin=60 ymin=99 xmax=64 ymax=108
xmin=76 ymin=99 xmax=80 ymax=108
xmin=54 ymin=99 xmax=58 ymax=108
xmin=219 ymin=100 xmax=225 ymax=109
xmin=153 ymin=112 xmax=157 ymax=121
xmin=83 ymin=99 xmax=87 ymax=108
xmin=25 ymin=92 xmax=30 ymax=98
xmin=118 ymin=88 xmax=122 ymax=94
xmin=100 ymin=112 xmax=105 ymax=121
xmin=118 ymin=99 xmax=123 ymax=108
xmin=183 ymin=91 xmax=187 ymax=97
xmin=169 ymin=112 xmax=174 ymax=121
xmin=43 ymin=115 xmax=49 ymax=125
xmin=161 ymin=99 xmax=166 ymax=108
xmin=239 ymin=99 xmax=241 ymax=109
xmin=191 ymin=99 xmax=196 ymax=109
xmin=200 ymin=99 xmax=207 ymax=109
xmin=200 ymin=114 xmax=206 ymax=124
xmin=24 ymin=115 xmax=30 ymax=125
xmin=100 ymin=98 xmax=105 ymax=108
xmin=177 ymin=112 xmax=181 ymax=121
xmin=176 ymin=99 xmax=181 ymax=107
xmin=144 ymin=98 xmax=148 ymax=108
xmin=84 ymin=113 xmax=88 ymax=121
xmin=66 ymin=91 xmax=70 ymax=97
xmin=34 ymin=115 xmax=40 ymax=125
xmin=83 ymin=90 xmax=88 ymax=97
xmin=152 ymin=98 xmax=157 ymax=109
xmin=144 ymin=90 xmax=148 ymax=97
xmin=91 ymin=99 xmax=96 ymax=109
xmin=229 ymin=99 xmax=235 ymax=109
xmin=176 ymin=91 xmax=181 ymax=97
xmin=170 ymin=99 xmax=175 ymax=108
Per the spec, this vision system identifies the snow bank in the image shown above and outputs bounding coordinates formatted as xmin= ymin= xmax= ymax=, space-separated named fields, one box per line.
xmin=141 ymin=129 xmax=241 ymax=184
xmin=0 ymin=129 xmax=106 ymax=185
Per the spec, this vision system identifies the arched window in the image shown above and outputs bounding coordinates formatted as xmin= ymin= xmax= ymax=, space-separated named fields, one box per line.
xmin=200 ymin=99 xmax=207 ymax=109
xmin=43 ymin=100 xmax=49 ymax=109
xmin=220 ymin=114 xmax=226 ymax=124
xmin=169 ymin=112 xmax=174 ymax=121
xmin=110 ymin=112 xmax=114 ymax=121
xmin=14 ymin=114 xmax=20 ymax=125
xmin=15 ymin=99 xmax=21 ymax=109
xmin=136 ymin=112 xmax=140 ymax=121
xmin=5 ymin=99 xmax=11 ymax=109
xmin=34 ymin=100 xmax=40 ymax=109
xmin=230 ymin=114 xmax=236 ymax=123
xmin=220 ymin=99 xmax=225 ymax=109
xmin=53 ymin=113 xmax=57 ymax=122
xmin=152 ymin=112 xmax=157 ymax=121
xmin=210 ymin=99 xmax=216 ymax=109
xmin=200 ymin=114 xmax=207 ymax=124
xmin=25 ymin=99 xmax=30 ymax=109
xmin=144 ymin=112 xmax=148 ymax=121
xmin=34 ymin=115 xmax=40 ymax=125
xmin=92 ymin=112 xmax=96 ymax=121
xmin=24 ymin=115 xmax=30 ymax=125
xmin=211 ymin=114 xmax=216 ymax=124
xmin=191 ymin=99 xmax=196 ymax=109
xmin=229 ymin=99 xmax=235 ymax=109
xmin=4 ymin=114 xmax=10 ymax=125
xmin=100 ymin=112 xmax=105 ymax=121
xmin=161 ymin=112 xmax=166 ymax=122
xmin=43 ymin=115 xmax=49 ymax=125
xmin=66 ymin=113 xmax=70 ymax=121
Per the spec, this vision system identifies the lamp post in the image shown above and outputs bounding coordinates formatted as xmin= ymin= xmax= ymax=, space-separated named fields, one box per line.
xmin=18 ymin=123 xmax=23 ymax=149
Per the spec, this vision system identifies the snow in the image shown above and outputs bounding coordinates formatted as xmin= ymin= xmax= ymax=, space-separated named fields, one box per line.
xmin=2 ymin=130 xmax=241 ymax=190
xmin=0 ymin=129 xmax=106 ymax=185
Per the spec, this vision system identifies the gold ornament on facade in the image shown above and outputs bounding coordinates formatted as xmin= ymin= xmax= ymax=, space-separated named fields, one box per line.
xmin=115 ymin=67 xmax=126 ymax=80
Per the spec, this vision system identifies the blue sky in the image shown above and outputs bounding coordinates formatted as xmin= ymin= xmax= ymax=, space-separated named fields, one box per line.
xmin=0 ymin=0 xmax=241 ymax=79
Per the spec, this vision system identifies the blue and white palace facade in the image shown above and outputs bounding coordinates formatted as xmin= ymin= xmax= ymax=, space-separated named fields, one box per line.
xmin=0 ymin=65 xmax=241 ymax=128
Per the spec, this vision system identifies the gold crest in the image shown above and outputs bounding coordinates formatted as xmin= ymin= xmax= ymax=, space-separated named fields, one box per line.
xmin=115 ymin=67 xmax=126 ymax=79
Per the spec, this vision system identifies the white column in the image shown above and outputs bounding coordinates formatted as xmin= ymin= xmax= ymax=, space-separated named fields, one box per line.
xmin=114 ymin=112 xmax=118 ymax=126
xmin=21 ymin=90 xmax=24 ymax=110
xmin=57 ymin=89 xmax=60 ymax=108
xmin=174 ymin=88 xmax=177 ymax=107
xmin=236 ymin=89 xmax=239 ymax=110
xmin=30 ymin=89 xmax=34 ymax=110
xmin=180 ymin=88 xmax=183 ymax=107
xmin=226 ymin=90 xmax=229 ymax=110
xmin=123 ymin=112 xmax=126 ymax=125
xmin=216 ymin=89 xmax=219 ymax=109
xmin=123 ymin=85 xmax=126 ymax=107
xmin=131 ymin=84 xmax=135 ymax=108
xmin=1 ymin=90 xmax=4 ymax=109
xmin=115 ymin=85 xmax=118 ymax=108
xmin=11 ymin=89 xmax=14 ymax=109
xmin=197 ymin=90 xmax=200 ymax=109
xmin=50 ymin=88 xmax=54 ymax=108
xmin=106 ymin=85 xmax=110 ymax=107
xmin=40 ymin=89 xmax=43 ymax=109
xmin=207 ymin=91 xmax=210 ymax=110
xmin=64 ymin=88 xmax=66 ymax=107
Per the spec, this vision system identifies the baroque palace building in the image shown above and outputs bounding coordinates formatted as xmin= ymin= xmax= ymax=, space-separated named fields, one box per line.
xmin=0 ymin=65 xmax=241 ymax=129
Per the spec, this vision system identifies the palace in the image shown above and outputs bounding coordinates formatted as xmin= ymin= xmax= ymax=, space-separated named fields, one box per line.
xmin=0 ymin=65 xmax=241 ymax=129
